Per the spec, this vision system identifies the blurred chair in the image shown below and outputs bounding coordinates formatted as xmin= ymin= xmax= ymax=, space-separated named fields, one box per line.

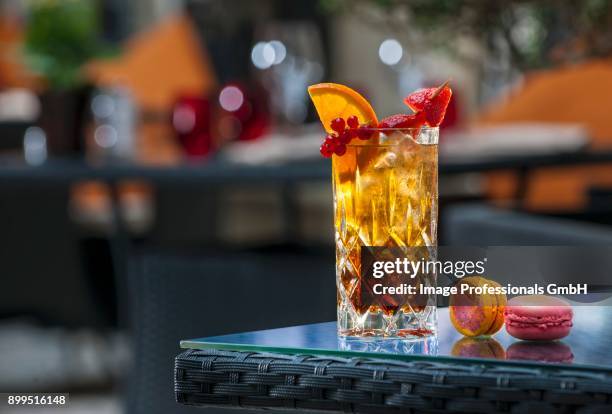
xmin=0 ymin=121 xmax=31 ymax=151
xmin=586 ymin=186 xmax=612 ymax=219
xmin=0 ymin=181 xmax=112 ymax=327
xmin=145 ymin=183 xmax=301 ymax=248
xmin=443 ymin=203 xmax=612 ymax=245
xmin=442 ymin=204 xmax=612 ymax=302
xmin=126 ymin=246 xmax=335 ymax=414
xmin=145 ymin=185 xmax=220 ymax=247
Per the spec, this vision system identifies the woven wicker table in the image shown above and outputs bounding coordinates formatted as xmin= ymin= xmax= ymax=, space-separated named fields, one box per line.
xmin=175 ymin=307 xmax=612 ymax=413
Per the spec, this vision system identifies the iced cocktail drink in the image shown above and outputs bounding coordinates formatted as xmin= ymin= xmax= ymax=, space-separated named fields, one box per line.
xmin=308 ymin=81 xmax=451 ymax=339
xmin=333 ymin=128 xmax=438 ymax=337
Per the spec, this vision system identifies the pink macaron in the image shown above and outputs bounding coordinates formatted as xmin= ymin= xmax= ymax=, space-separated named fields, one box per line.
xmin=504 ymin=295 xmax=573 ymax=341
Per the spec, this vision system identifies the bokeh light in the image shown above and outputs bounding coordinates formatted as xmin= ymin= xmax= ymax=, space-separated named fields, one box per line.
xmin=91 ymin=94 xmax=115 ymax=119
xmin=251 ymin=41 xmax=276 ymax=69
xmin=23 ymin=127 xmax=47 ymax=166
xmin=251 ymin=40 xmax=287 ymax=69
xmin=378 ymin=38 xmax=403 ymax=66
xmin=173 ymin=105 xmax=196 ymax=133
xmin=94 ymin=125 xmax=118 ymax=149
xmin=219 ymin=86 xmax=245 ymax=112
xmin=268 ymin=40 xmax=287 ymax=65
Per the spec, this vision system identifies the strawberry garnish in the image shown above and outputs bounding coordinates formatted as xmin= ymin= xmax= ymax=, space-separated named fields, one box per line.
xmin=404 ymin=88 xmax=433 ymax=113
xmin=378 ymin=112 xmax=426 ymax=129
xmin=316 ymin=82 xmax=452 ymax=158
xmin=404 ymin=81 xmax=452 ymax=127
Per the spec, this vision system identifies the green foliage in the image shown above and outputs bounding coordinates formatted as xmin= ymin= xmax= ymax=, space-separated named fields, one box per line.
xmin=319 ymin=0 xmax=612 ymax=70
xmin=24 ymin=0 xmax=103 ymax=90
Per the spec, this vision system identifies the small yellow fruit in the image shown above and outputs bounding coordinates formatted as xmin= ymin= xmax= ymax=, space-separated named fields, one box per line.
xmin=449 ymin=276 xmax=507 ymax=337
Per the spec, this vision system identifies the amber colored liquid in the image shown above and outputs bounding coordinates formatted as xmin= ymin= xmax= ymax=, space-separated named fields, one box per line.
xmin=333 ymin=131 xmax=438 ymax=336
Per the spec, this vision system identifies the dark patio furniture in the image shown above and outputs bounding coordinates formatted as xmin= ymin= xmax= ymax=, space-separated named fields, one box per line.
xmin=443 ymin=203 xmax=612 ymax=245
xmin=127 ymin=247 xmax=335 ymax=414
xmin=0 ymin=180 xmax=112 ymax=327
xmin=175 ymin=307 xmax=612 ymax=413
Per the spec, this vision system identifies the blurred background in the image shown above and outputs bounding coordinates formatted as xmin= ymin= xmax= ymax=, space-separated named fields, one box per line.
xmin=2 ymin=0 xmax=612 ymax=413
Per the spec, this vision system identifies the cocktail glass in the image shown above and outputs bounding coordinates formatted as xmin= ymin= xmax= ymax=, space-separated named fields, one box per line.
xmin=333 ymin=127 xmax=438 ymax=338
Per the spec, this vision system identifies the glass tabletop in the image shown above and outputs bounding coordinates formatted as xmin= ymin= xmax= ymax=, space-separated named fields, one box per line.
xmin=181 ymin=306 xmax=612 ymax=372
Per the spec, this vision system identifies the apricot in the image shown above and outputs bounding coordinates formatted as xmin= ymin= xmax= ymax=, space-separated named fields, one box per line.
xmin=449 ymin=276 xmax=507 ymax=337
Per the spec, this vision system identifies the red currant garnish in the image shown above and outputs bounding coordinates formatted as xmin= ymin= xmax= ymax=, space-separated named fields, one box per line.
xmin=330 ymin=117 xmax=345 ymax=133
xmin=338 ymin=131 xmax=351 ymax=144
xmin=320 ymin=116 xmax=366 ymax=158
xmin=334 ymin=143 xmax=347 ymax=156
xmin=320 ymin=143 xmax=332 ymax=158
xmin=357 ymin=126 xmax=372 ymax=140
xmin=320 ymin=135 xmax=337 ymax=158
xmin=347 ymin=115 xmax=359 ymax=129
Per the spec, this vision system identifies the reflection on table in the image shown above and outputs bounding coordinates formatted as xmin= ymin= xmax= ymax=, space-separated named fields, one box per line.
xmin=339 ymin=335 xmax=439 ymax=356
xmin=181 ymin=306 xmax=612 ymax=369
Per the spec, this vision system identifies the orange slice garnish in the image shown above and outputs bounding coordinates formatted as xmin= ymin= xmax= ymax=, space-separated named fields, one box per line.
xmin=307 ymin=83 xmax=378 ymax=133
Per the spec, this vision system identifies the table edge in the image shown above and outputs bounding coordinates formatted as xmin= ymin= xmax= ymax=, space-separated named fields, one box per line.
xmin=179 ymin=339 xmax=612 ymax=375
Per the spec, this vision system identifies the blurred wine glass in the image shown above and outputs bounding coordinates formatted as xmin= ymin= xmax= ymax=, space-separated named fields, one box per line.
xmin=251 ymin=21 xmax=325 ymax=129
